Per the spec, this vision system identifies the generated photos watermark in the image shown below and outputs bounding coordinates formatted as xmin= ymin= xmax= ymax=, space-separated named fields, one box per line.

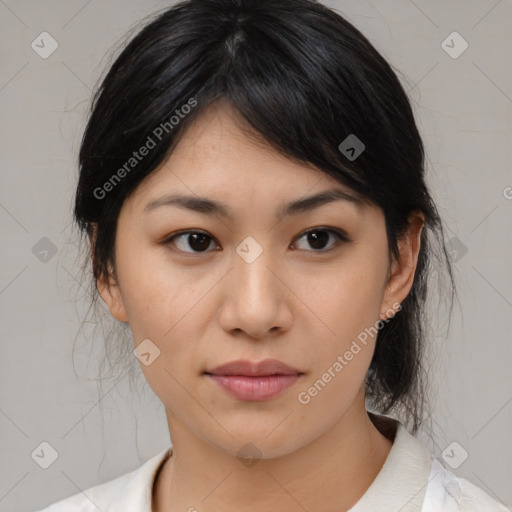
xmin=93 ymin=97 xmax=198 ymax=200
xmin=297 ymin=301 xmax=402 ymax=405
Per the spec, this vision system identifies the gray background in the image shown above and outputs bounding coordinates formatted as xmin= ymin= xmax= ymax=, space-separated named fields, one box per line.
xmin=0 ymin=0 xmax=511 ymax=510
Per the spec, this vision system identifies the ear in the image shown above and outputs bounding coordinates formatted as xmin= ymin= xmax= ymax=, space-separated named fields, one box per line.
xmin=380 ymin=211 xmax=425 ymax=319
xmin=89 ymin=224 xmax=129 ymax=323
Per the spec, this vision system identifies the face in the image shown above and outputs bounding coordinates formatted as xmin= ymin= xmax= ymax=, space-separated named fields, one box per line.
xmin=97 ymin=101 xmax=423 ymax=458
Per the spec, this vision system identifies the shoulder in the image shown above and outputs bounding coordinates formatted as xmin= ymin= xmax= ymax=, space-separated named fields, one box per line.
xmin=33 ymin=447 xmax=172 ymax=512
xmin=422 ymin=458 xmax=510 ymax=512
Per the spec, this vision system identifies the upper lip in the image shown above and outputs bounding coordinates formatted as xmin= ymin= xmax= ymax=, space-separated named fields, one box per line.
xmin=205 ymin=359 xmax=302 ymax=376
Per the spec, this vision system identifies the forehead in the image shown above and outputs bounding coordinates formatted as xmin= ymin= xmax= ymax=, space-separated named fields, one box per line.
xmin=167 ymin=101 xmax=321 ymax=180
xmin=126 ymin=101 xmax=368 ymax=217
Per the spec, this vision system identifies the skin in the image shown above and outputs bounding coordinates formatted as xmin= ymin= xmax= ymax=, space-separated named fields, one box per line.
xmin=95 ymin=100 xmax=424 ymax=512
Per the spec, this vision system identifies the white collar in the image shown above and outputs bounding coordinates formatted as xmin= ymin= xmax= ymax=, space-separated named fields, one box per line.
xmin=108 ymin=446 xmax=171 ymax=512
xmin=348 ymin=413 xmax=433 ymax=511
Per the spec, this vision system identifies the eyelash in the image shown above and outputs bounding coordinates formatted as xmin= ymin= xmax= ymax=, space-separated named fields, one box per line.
xmin=162 ymin=227 xmax=350 ymax=256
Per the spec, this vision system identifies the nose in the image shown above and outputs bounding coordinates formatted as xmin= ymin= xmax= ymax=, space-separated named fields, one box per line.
xmin=218 ymin=246 xmax=293 ymax=339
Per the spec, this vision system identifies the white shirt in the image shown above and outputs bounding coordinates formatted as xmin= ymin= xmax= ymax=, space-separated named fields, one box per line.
xmin=35 ymin=415 xmax=510 ymax=512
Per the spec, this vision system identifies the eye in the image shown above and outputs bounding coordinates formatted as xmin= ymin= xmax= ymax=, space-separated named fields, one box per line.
xmin=165 ymin=230 xmax=219 ymax=254
xmin=292 ymin=227 xmax=349 ymax=252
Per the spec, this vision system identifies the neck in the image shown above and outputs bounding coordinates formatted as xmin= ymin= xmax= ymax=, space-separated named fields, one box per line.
xmin=153 ymin=402 xmax=394 ymax=512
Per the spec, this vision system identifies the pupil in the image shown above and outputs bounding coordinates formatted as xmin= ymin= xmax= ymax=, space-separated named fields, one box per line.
xmin=189 ymin=233 xmax=209 ymax=251
xmin=309 ymin=231 xmax=328 ymax=249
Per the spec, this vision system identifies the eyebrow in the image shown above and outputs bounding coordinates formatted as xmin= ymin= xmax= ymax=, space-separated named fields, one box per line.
xmin=143 ymin=188 xmax=364 ymax=220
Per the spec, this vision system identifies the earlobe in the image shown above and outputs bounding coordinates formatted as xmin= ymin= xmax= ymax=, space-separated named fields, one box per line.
xmin=381 ymin=212 xmax=425 ymax=318
xmin=89 ymin=224 xmax=129 ymax=324
xmin=96 ymin=270 xmax=129 ymax=323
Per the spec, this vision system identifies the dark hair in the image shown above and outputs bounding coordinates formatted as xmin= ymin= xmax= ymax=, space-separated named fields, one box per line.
xmin=73 ymin=0 xmax=457 ymax=435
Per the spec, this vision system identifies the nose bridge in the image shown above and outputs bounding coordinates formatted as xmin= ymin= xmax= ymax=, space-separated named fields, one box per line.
xmin=221 ymin=234 xmax=289 ymax=335
xmin=217 ymin=227 xmax=297 ymax=338
xmin=233 ymin=235 xmax=276 ymax=302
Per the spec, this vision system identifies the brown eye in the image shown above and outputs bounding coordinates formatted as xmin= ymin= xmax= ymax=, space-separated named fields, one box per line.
xmin=293 ymin=228 xmax=348 ymax=252
xmin=166 ymin=231 xmax=218 ymax=253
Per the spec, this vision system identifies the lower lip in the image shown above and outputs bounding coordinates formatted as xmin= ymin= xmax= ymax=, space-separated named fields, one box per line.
xmin=206 ymin=374 xmax=301 ymax=401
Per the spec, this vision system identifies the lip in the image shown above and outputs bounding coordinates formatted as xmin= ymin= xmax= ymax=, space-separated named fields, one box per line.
xmin=205 ymin=358 xmax=302 ymax=376
xmin=206 ymin=374 xmax=301 ymax=401
xmin=204 ymin=359 xmax=303 ymax=401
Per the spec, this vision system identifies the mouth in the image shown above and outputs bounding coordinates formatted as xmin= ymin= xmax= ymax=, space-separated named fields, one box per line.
xmin=204 ymin=359 xmax=304 ymax=401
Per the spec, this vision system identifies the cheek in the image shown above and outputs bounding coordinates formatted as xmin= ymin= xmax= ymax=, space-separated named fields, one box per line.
xmin=293 ymin=272 xmax=380 ymax=419
xmin=296 ymin=262 xmax=386 ymax=342
xmin=292 ymin=259 xmax=386 ymax=394
xmin=116 ymin=246 xmax=202 ymax=338
xmin=117 ymin=253 xmax=217 ymax=399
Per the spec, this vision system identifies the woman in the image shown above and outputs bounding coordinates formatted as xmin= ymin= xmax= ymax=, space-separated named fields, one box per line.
xmin=37 ymin=0 xmax=509 ymax=510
